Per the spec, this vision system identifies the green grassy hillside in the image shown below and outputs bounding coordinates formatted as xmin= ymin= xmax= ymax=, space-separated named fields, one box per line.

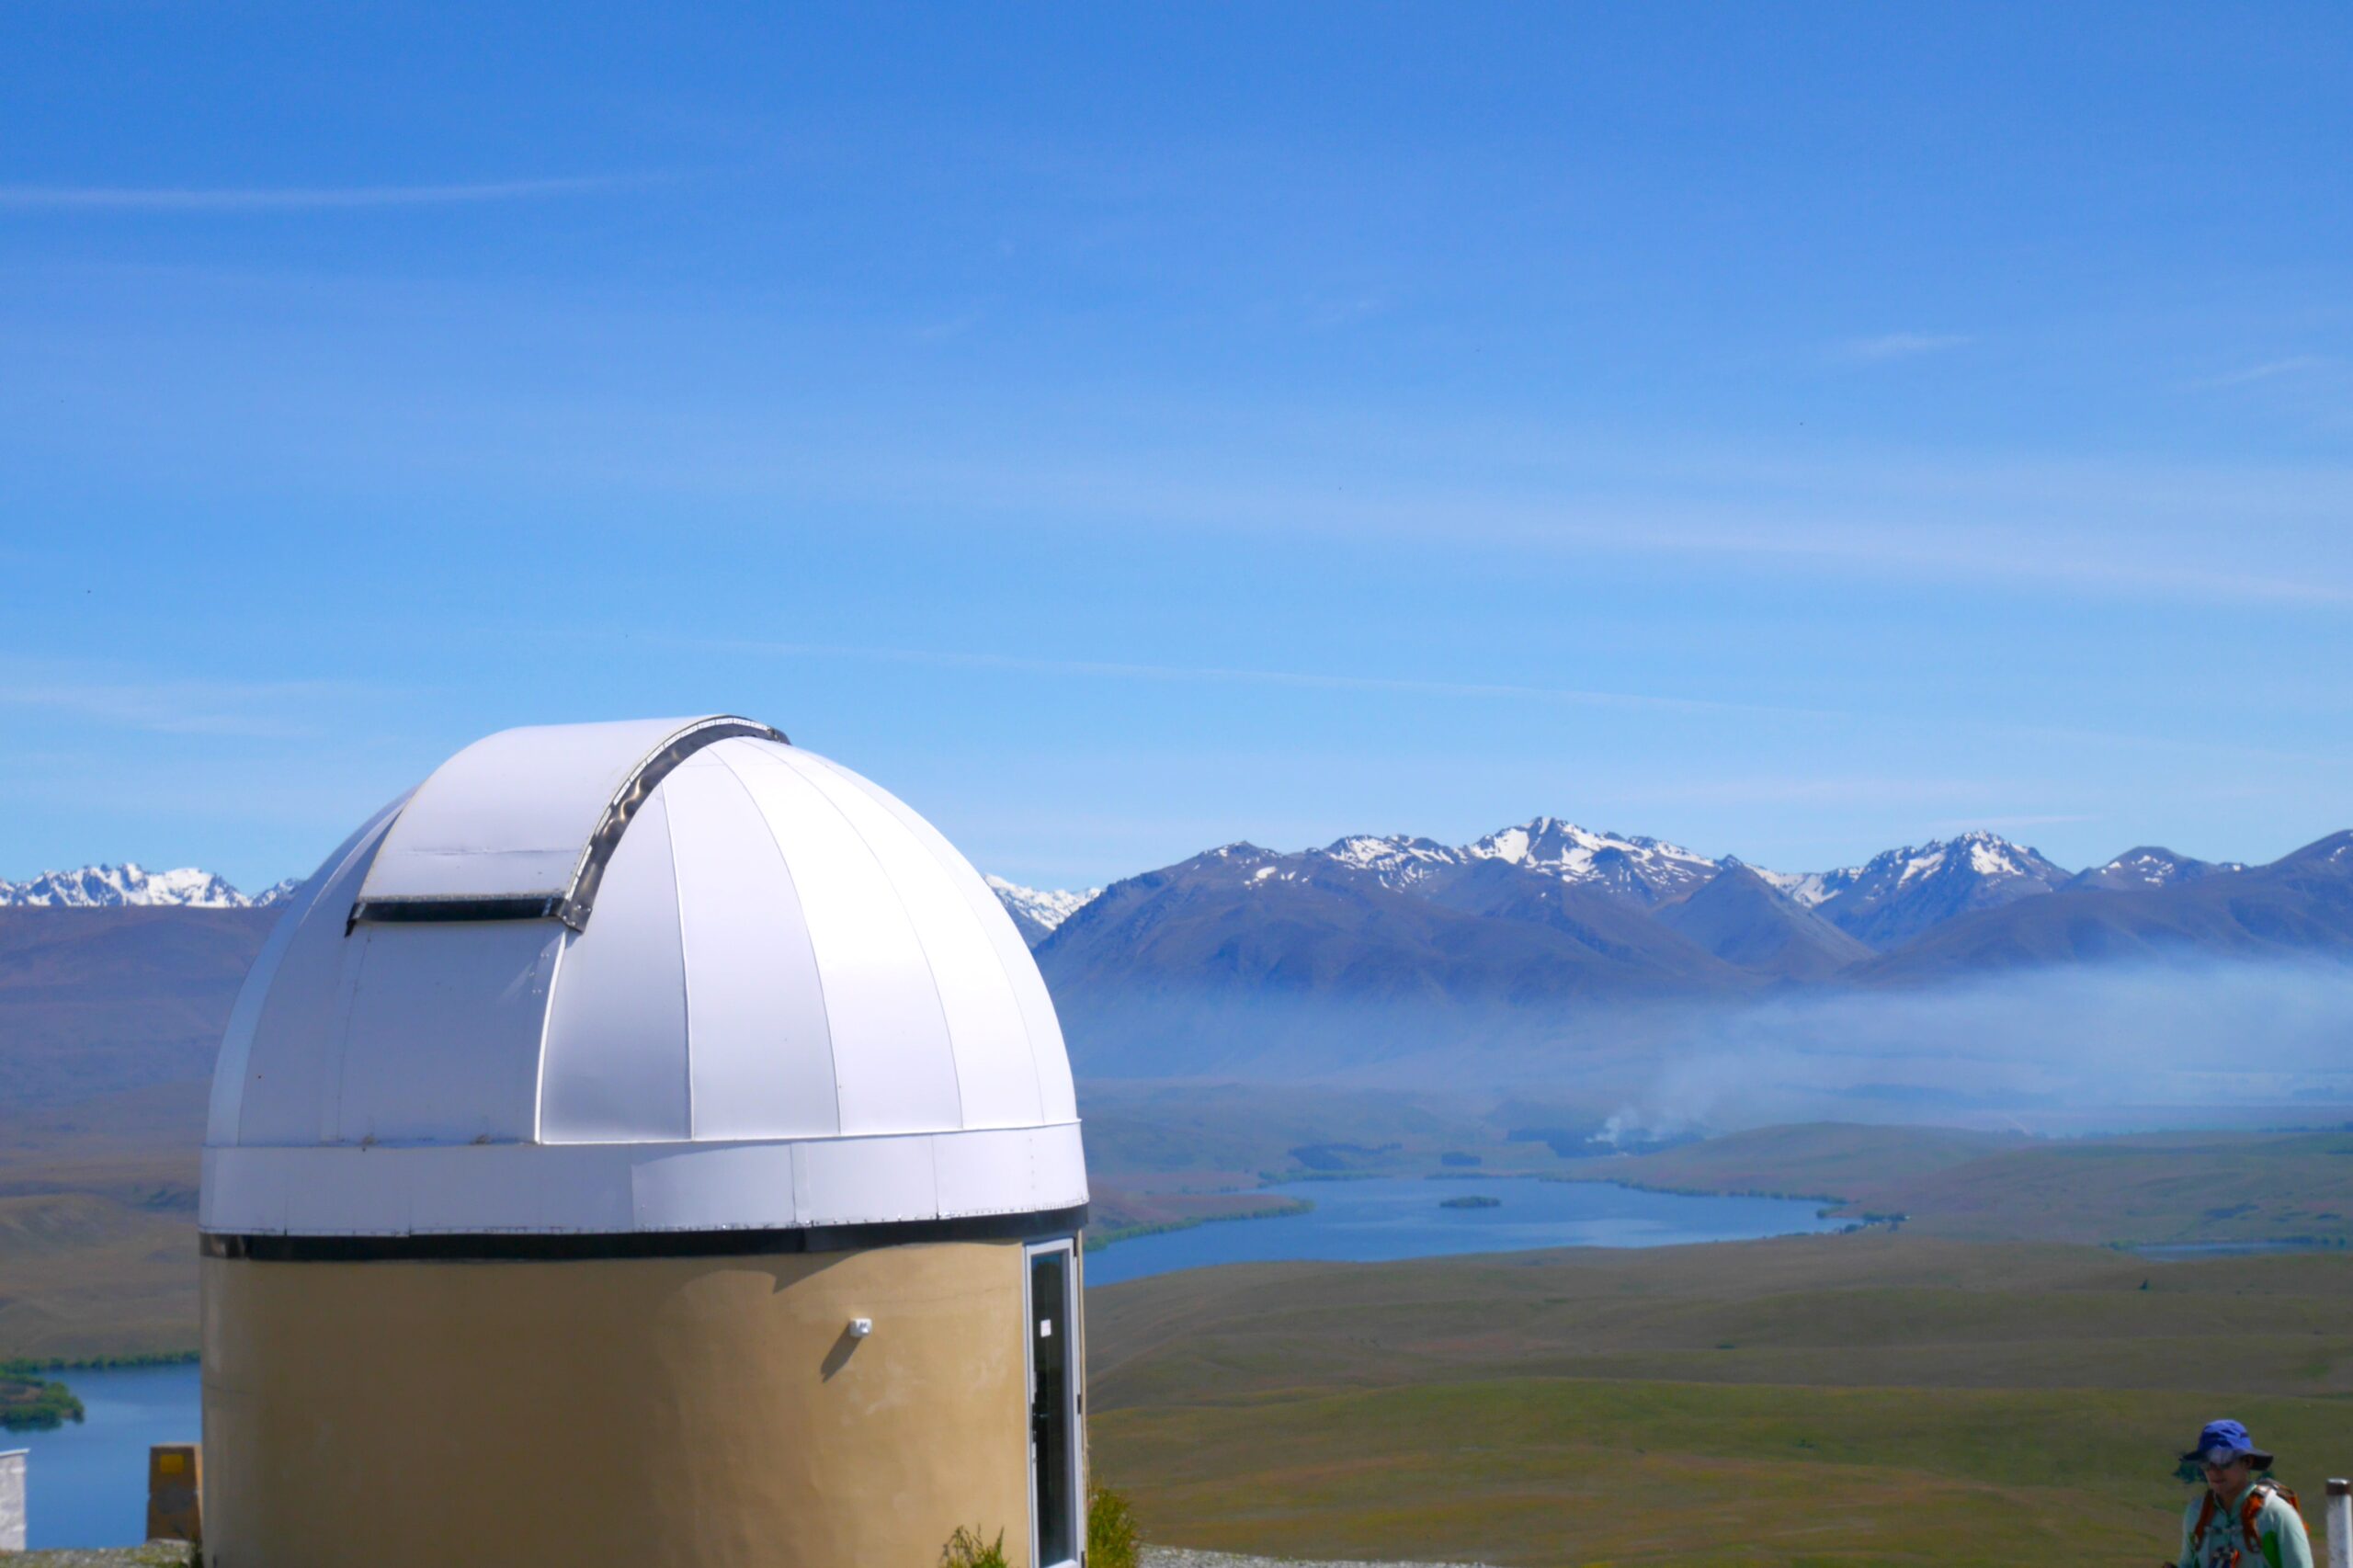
xmin=1088 ymin=1234 xmax=2353 ymax=1565
xmin=0 ymin=1081 xmax=205 ymax=1359
xmin=1550 ymin=1122 xmax=2028 ymax=1201
xmin=1567 ymin=1122 xmax=2353 ymax=1247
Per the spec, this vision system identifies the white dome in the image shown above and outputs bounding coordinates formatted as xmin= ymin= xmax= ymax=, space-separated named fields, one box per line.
xmin=200 ymin=717 xmax=1085 ymax=1240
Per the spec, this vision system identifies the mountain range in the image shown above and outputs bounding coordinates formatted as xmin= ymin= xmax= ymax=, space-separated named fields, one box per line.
xmin=990 ymin=822 xmax=2112 ymax=956
xmin=0 ymin=863 xmax=298 ymax=909
xmin=976 ymin=821 xmax=2353 ymax=1074
xmin=6 ymin=822 xmax=2347 ymax=1090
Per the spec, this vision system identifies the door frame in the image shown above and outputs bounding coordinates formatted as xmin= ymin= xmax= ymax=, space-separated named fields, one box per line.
xmin=1024 ymin=1235 xmax=1084 ymax=1568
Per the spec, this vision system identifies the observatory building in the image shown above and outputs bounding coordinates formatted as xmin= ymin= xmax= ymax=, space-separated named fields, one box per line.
xmin=199 ymin=717 xmax=1089 ymax=1567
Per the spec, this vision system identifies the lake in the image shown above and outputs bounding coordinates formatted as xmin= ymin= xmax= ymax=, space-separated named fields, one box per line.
xmin=13 ymin=1179 xmax=1833 ymax=1546
xmin=6 ymin=1363 xmax=203 ymax=1550
xmin=1083 ymin=1176 xmax=1841 ymax=1286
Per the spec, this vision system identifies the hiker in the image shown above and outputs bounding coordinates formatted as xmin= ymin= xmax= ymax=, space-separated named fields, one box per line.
xmin=2175 ymin=1419 xmax=2313 ymax=1568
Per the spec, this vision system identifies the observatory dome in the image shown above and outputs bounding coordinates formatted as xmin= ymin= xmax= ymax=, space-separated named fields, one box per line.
xmin=200 ymin=716 xmax=1085 ymax=1241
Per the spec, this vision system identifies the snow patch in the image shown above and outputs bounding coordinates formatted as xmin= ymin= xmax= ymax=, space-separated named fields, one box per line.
xmin=983 ymin=875 xmax=1100 ymax=935
xmin=1458 ymin=817 xmax=1718 ymax=903
xmin=0 ymin=862 xmax=279 ymax=908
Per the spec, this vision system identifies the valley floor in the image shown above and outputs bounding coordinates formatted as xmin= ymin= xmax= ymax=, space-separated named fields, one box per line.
xmin=1089 ymin=1233 xmax=2353 ymax=1567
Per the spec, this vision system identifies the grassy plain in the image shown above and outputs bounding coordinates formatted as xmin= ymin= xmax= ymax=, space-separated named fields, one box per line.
xmin=0 ymin=1082 xmax=203 ymax=1359
xmin=6 ymin=1081 xmax=2350 ymax=1358
xmin=1564 ymin=1121 xmax=2353 ymax=1247
xmin=1087 ymin=1233 xmax=2353 ymax=1565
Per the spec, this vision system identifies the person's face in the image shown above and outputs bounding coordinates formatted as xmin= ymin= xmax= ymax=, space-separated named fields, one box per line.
xmin=2202 ymin=1457 xmax=2254 ymax=1500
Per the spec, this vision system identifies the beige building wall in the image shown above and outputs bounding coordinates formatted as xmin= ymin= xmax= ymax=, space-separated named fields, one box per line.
xmin=202 ymin=1237 xmax=1069 ymax=1568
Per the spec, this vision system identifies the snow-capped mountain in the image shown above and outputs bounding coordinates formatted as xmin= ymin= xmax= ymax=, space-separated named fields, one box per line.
xmin=0 ymin=863 xmax=296 ymax=909
xmin=1306 ymin=820 xmax=1730 ymax=906
xmin=1751 ymin=865 xmax=1854 ymax=909
xmin=1813 ymin=831 xmax=2072 ymax=949
xmin=2064 ymin=846 xmax=2245 ymax=892
xmin=985 ymin=875 xmax=1101 ymax=947
xmin=1314 ymin=835 xmax=1464 ymax=891
xmin=1463 ymin=817 xmax=1722 ymax=906
xmin=2292 ymin=830 xmax=2353 ymax=871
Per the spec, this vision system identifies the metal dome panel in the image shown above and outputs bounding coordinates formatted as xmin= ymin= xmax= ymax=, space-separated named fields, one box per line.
xmin=661 ymin=754 xmax=840 ymax=1142
xmin=538 ymin=785 xmax=691 ymax=1142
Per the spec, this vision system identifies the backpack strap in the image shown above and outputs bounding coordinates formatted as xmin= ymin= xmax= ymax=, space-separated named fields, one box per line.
xmin=2193 ymin=1489 xmax=2222 ymax=1551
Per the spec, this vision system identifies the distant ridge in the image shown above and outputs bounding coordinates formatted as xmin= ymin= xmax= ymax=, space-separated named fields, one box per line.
xmin=2064 ymin=846 xmax=2245 ymax=892
xmin=1656 ymin=861 xmax=1874 ymax=981
xmin=986 ymin=821 xmax=2084 ymax=952
xmin=1317 ymin=818 xmax=1723 ymax=905
xmin=1857 ymin=829 xmax=2353 ymax=983
xmin=1809 ymin=831 xmax=2073 ymax=950
xmin=984 ymin=875 xmax=1101 ymax=946
xmin=0 ymin=863 xmax=298 ymax=909
xmin=1027 ymin=825 xmax=2353 ymax=1074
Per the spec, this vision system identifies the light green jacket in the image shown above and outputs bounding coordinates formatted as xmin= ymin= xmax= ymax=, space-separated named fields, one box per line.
xmin=2178 ymin=1481 xmax=2313 ymax=1568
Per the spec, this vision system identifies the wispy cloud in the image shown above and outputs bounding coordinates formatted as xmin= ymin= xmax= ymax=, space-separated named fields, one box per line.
xmin=0 ymin=668 xmax=369 ymax=737
xmin=1624 ymin=776 xmax=2015 ymax=809
xmin=0 ymin=176 xmax=622 ymax=213
xmin=715 ymin=639 xmax=1841 ymax=722
xmin=887 ymin=458 xmax=2353 ymax=608
xmin=1837 ymin=331 xmax=1972 ymax=362
xmin=2189 ymin=355 xmax=2334 ymax=391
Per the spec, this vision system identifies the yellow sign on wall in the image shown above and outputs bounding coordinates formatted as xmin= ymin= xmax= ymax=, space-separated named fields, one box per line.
xmin=148 ymin=1444 xmax=201 ymax=1544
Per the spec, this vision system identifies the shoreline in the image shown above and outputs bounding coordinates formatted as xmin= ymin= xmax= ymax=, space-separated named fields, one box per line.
xmin=1086 ymin=1197 xmax=1314 ymax=1254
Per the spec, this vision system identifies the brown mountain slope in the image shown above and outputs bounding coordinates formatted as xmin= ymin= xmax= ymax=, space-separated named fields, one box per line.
xmin=0 ymin=906 xmax=276 ymax=1106
xmin=1854 ymin=830 xmax=2353 ymax=983
xmin=1654 ymin=863 xmax=1873 ymax=981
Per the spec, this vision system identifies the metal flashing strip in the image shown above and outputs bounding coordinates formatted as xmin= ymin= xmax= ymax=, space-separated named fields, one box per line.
xmin=556 ymin=717 xmax=787 ymax=929
xmin=201 ymin=1203 xmax=1088 ymax=1262
xmin=348 ymin=716 xmax=788 ymax=933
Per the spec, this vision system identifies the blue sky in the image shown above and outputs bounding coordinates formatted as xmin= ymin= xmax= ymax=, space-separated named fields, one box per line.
xmin=3 ymin=3 xmax=2350 ymax=891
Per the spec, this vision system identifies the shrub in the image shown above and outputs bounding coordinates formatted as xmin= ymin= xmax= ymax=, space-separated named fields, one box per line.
xmin=0 ymin=1370 xmax=85 ymax=1431
xmin=1087 ymin=1482 xmax=1142 ymax=1568
xmin=939 ymin=1526 xmax=1008 ymax=1568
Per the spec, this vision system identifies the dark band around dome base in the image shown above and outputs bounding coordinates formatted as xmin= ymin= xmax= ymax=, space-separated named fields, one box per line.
xmin=201 ymin=1203 xmax=1089 ymax=1263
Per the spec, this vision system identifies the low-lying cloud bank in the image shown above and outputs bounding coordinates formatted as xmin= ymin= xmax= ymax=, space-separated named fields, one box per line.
xmin=1600 ymin=957 xmax=2353 ymax=1136
xmin=1064 ymin=957 xmax=2353 ymax=1134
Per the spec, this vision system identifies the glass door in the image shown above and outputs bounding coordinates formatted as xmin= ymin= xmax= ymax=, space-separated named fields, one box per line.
xmin=1027 ymin=1240 xmax=1080 ymax=1568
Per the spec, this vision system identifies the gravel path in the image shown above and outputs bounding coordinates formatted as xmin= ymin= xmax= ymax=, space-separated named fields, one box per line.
xmin=8 ymin=1549 xmax=193 ymax=1567
xmin=1143 ymin=1550 xmax=1496 ymax=1567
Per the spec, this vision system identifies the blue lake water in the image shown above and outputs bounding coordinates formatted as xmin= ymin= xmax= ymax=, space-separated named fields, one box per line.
xmin=1083 ymin=1176 xmax=1840 ymax=1286
xmin=6 ymin=1362 xmax=203 ymax=1549
xmin=13 ymin=1179 xmax=1832 ymax=1546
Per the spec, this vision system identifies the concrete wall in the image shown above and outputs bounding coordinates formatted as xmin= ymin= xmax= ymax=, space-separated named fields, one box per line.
xmin=201 ymin=1238 xmax=1072 ymax=1568
xmin=0 ymin=1448 xmax=24 ymax=1553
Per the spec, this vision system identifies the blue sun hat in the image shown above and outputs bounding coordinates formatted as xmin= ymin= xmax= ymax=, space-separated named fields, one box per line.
xmin=2181 ymin=1419 xmax=2276 ymax=1471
